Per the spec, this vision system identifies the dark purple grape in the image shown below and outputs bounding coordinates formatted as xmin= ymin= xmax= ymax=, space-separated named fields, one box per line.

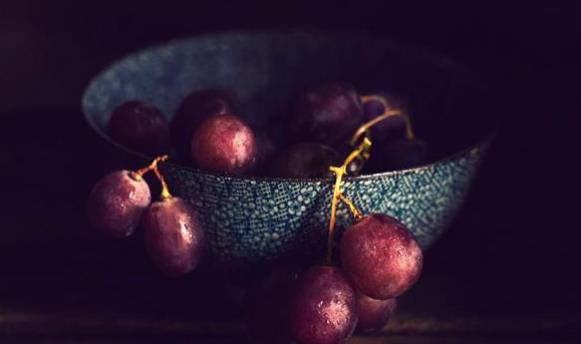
xmin=245 ymin=264 xmax=302 ymax=343
xmin=289 ymin=266 xmax=358 ymax=344
xmin=355 ymin=293 xmax=397 ymax=334
xmin=171 ymin=90 xmax=234 ymax=159
xmin=346 ymin=156 xmax=367 ymax=176
xmin=108 ymin=101 xmax=170 ymax=156
xmin=289 ymin=81 xmax=364 ymax=147
xmin=87 ymin=170 xmax=151 ymax=239
xmin=142 ymin=197 xmax=205 ymax=277
xmin=191 ymin=114 xmax=257 ymax=174
xmin=340 ymin=214 xmax=423 ymax=300
xmin=271 ymin=143 xmax=338 ymax=178
xmin=363 ymin=93 xmax=409 ymax=144
xmin=254 ymin=131 xmax=277 ymax=173
xmin=367 ymin=138 xmax=428 ymax=172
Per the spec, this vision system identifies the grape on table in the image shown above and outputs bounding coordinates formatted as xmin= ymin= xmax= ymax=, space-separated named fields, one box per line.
xmin=289 ymin=266 xmax=358 ymax=344
xmin=356 ymin=292 xmax=397 ymax=334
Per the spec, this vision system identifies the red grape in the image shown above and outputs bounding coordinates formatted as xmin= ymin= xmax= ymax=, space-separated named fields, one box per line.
xmin=340 ymin=214 xmax=423 ymax=300
xmin=191 ymin=114 xmax=257 ymax=174
xmin=142 ymin=197 xmax=205 ymax=277
xmin=289 ymin=81 xmax=364 ymax=147
xmin=171 ymin=90 xmax=234 ymax=159
xmin=289 ymin=266 xmax=358 ymax=344
xmin=355 ymin=293 xmax=397 ymax=334
xmin=108 ymin=101 xmax=170 ymax=156
xmin=87 ymin=170 xmax=151 ymax=239
xmin=271 ymin=143 xmax=338 ymax=178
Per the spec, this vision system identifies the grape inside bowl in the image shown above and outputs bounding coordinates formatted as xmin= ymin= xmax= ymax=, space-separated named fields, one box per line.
xmin=82 ymin=31 xmax=496 ymax=264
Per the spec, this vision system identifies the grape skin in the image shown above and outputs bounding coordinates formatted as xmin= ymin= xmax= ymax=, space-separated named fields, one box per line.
xmin=270 ymin=143 xmax=338 ymax=178
xmin=289 ymin=266 xmax=358 ymax=344
xmin=142 ymin=197 xmax=205 ymax=277
xmin=191 ymin=114 xmax=257 ymax=174
xmin=108 ymin=101 xmax=170 ymax=156
xmin=289 ymin=81 xmax=364 ymax=147
xmin=87 ymin=170 xmax=151 ymax=239
xmin=355 ymin=293 xmax=397 ymax=334
xmin=171 ymin=90 xmax=234 ymax=160
xmin=340 ymin=214 xmax=423 ymax=300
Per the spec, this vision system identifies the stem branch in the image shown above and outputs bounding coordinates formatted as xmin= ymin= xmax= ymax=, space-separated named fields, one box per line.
xmin=133 ymin=155 xmax=169 ymax=179
xmin=153 ymin=166 xmax=172 ymax=200
xmin=354 ymin=94 xmax=415 ymax=146
xmin=326 ymin=138 xmax=372 ymax=264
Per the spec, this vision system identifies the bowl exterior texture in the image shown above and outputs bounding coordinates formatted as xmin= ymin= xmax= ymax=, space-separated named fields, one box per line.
xmin=159 ymin=150 xmax=482 ymax=263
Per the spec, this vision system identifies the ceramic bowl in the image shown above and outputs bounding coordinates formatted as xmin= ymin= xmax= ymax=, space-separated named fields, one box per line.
xmin=82 ymin=31 xmax=495 ymax=264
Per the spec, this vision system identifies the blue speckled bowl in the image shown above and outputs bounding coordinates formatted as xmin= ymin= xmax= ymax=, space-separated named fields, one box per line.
xmin=82 ymin=31 xmax=495 ymax=264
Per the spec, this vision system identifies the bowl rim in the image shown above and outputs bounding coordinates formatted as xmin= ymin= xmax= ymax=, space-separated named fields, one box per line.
xmin=82 ymin=29 xmax=499 ymax=183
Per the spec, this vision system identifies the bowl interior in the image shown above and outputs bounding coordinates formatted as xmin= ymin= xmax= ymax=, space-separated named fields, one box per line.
xmin=83 ymin=31 xmax=495 ymax=163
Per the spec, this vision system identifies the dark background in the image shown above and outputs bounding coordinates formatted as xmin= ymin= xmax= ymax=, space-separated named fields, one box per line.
xmin=0 ymin=0 xmax=579 ymax=342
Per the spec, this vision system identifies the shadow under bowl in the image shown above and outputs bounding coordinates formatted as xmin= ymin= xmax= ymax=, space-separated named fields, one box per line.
xmin=82 ymin=30 xmax=496 ymax=264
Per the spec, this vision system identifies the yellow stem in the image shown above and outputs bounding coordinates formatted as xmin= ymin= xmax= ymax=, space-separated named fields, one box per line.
xmin=338 ymin=193 xmax=363 ymax=221
xmin=133 ymin=155 xmax=169 ymax=179
xmin=350 ymin=110 xmax=402 ymax=146
xmin=402 ymin=114 xmax=415 ymax=140
xmin=326 ymin=137 xmax=372 ymax=265
xmin=353 ymin=94 xmax=416 ymax=146
xmin=153 ymin=166 xmax=172 ymax=201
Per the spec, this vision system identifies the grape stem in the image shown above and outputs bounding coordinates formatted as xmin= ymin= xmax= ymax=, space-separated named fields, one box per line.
xmin=132 ymin=155 xmax=169 ymax=179
xmin=325 ymin=93 xmax=418 ymax=265
xmin=338 ymin=193 xmax=363 ymax=221
xmin=327 ymin=137 xmax=372 ymax=265
xmin=352 ymin=94 xmax=415 ymax=146
xmin=152 ymin=165 xmax=172 ymax=200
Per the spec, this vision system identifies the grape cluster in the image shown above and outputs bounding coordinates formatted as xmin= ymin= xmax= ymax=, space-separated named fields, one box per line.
xmin=99 ymin=80 xmax=429 ymax=343
xmin=108 ymin=80 xmax=427 ymax=177
xmin=245 ymin=213 xmax=422 ymax=344
xmin=87 ymin=156 xmax=205 ymax=277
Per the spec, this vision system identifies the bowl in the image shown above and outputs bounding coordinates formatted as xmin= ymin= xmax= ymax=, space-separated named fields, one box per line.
xmin=82 ymin=30 xmax=495 ymax=264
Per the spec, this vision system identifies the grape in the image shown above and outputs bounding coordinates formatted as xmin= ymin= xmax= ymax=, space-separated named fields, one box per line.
xmin=288 ymin=81 xmax=364 ymax=147
xmin=245 ymin=264 xmax=301 ymax=343
xmin=87 ymin=170 xmax=151 ymax=239
xmin=271 ymin=143 xmax=338 ymax=178
xmin=254 ymin=131 xmax=277 ymax=173
xmin=346 ymin=157 xmax=367 ymax=176
xmin=108 ymin=101 xmax=170 ymax=156
xmin=171 ymin=90 xmax=234 ymax=159
xmin=368 ymin=138 xmax=428 ymax=172
xmin=142 ymin=197 xmax=205 ymax=277
xmin=355 ymin=293 xmax=397 ymax=334
xmin=289 ymin=266 xmax=357 ymax=344
xmin=340 ymin=214 xmax=423 ymax=300
xmin=191 ymin=114 xmax=257 ymax=174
